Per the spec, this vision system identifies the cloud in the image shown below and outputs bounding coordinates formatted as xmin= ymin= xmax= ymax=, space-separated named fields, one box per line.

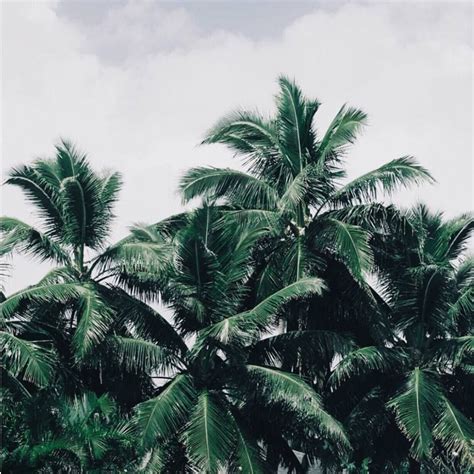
xmin=2 ymin=0 xmax=472 ymax=291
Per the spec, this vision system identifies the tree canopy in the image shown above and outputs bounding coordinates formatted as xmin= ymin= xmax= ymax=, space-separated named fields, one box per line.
xmin=1 ymin=78 xmax=472 ymax=473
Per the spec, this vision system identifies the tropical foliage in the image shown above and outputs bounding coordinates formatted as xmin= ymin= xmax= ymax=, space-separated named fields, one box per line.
xmin=1 ymin=78 xmax=472 ymax=473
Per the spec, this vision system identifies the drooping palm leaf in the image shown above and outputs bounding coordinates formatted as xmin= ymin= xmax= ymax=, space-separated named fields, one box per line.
xmin=199 ymin=277 xmax=326 ymax=347
xmin=433 ymin=397 xmax=474 ymax=466
xmin=0 ymin=217 xmax=70 ymax=264
xmin=183 ymin=391 xmax=235 ymax=473
xmin=331 ymin=157 xmax=433 ymax=206
xmin=0 ymin=283 xmax=84 ymax=320
xmin=135 ymin=374 xmax=196 ymax=448
xmin=73 ymin=287 xmax=113 ymax=360
xmin=110 ymin=336 xmax=184 ymax=374
xmin=0 ymin=331 xmax=56 ymax=387
xmin=246 ymin=365 xmax=350 ymax=450
xmin=320 ymin=218 xmax=373 ymax=281
xmin=387 ymin=368 xmax=444 ymax=460
xmin=180 ymin=167 xmax=279 ymax=210
xmin=329 ymin=346 xmax=409 ymax=388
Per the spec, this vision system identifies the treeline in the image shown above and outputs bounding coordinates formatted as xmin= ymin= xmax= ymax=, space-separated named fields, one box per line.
xmin=1 ymin=77 xmax=473 ymax=473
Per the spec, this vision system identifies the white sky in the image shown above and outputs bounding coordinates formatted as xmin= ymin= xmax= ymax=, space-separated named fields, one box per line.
xmin=1 ymin=0 xmax=473 ymax=292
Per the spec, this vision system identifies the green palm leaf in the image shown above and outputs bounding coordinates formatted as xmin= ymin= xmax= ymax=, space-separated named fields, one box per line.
xmin=6 ymin=163 xmax=64 ymax=236
xmin=246 ymin=365 xmax=350 ymax=450
xmin=321 ymin=218 xmax=373 ymax=281
xmin=73 ymin=288 xmax=113 ymax=360
xmin=0 ymin=217 xmax=70 ymax=264
xmin=387 ymin=368 xmax=443 ymax=460
xmin=0 ymin=283 xmax=84 ymax=320
xmin=183 ymin=391 xmax=235 ymax=473
xmin=318 ymin=105 xmax=367 ymax=162
xmin=135 ymin=374 xmax=196 ymax=448
xmin=0 ymin=331 xmax=55 ymax=387
xmin=180 ymin=167 xmax=279 ymax=210
xmin=251 ymin=330 xmax=354 ymax=367
xmin=276 ymin=76 xmax=312 ymax=175
xmin=329 ymin=346 xmax=409 ymax=388
xmin=331 ymin=157 xmax=433 ymax=206
xmin=200 ymin=277 xmax=326 ymax=347
xmin=228 ymin=411 xmax=266 ymax=474
xmin=60 ymin=176 xmax=88 ymax=248
xmin=110 ymin=336 xmax=184 ymax=374
xmin=433 ymin=397 xmax=474 ymax=466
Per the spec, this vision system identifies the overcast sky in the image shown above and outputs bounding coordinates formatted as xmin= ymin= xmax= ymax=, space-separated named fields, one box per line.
xmin=2 ymin=0 xmax=473 ymax=292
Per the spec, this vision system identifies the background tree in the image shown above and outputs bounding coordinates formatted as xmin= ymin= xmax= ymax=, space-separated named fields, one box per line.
xmin=329 ymin=205 xmax=474 ymax=471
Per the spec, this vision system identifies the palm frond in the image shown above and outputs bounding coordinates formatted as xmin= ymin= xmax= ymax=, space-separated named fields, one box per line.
xmin=180 ymin=167 xmax=279 ymax=210
xmin=202 ymin=110 xmax=277 ymax=152
xmin=200 ymin=277 xmax=326 ymax=347
xmin=6 ymin=162 xmax=64 ymax=236
xmin=331 ymin=157 xmax=434 ymax=206
xmin=109 ymin=287 xmax=187 ymax=353
xmin=183 ymin=391 xmax=235 ymax=473
xmin=387 ymin=368 xmax=443 ymax=460
xmin=247 ymin=365 xmax=350 ymax=450
xmin=251 ymin=330 xmax=354 ymax=367
xmin=433 ymin=397 xmax=474 ymax=466
xmin=431 ymin=336 xmax=474 ymax=367
xmin=329 ymin=346 xmax=409 ymax=388
xmin=276 ymin=76 xmax=313 ymax=175
xmin=60 ymin=177 xmax=88 ymax=247
xmin=109 ymin=336 xmax=184 ymax=374
xmin=320 ymin=218 xmax=373 ymax=281
xmin=73 ymin=287 xmax=113 ymax=360
xmin=318 ymin=105 xmax=367 ymax=162
xmin=228 ymin=410 xmax=266 ymax=474
xmin=0 ymin=216 xmax=70 ymax=264
xmin=135 ymin=374 xmax=196 ymax=448
xmin=433 ymin=213 xmax=474 ymax=262
xmin=0 ymin=331 xmax=56 ymax=387
xmin=0 ymin=283 xmax=84 ymax=320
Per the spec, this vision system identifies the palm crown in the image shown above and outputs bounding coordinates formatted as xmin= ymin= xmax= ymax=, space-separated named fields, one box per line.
xmin=120 ymin=205 xmax=351 ymax=472
xmin=180 ymin=76 xmax=433 ymax=290
xmin=0 ymin=141 xmax=171 ymax=399
xmin=329 ymin=205 xmax=474 ymax=468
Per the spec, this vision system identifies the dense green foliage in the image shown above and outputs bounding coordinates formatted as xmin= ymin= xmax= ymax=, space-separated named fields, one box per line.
xmin=1 ymin=78 xmax=472 ymax=473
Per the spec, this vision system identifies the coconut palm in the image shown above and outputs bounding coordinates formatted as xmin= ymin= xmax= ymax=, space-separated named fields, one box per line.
xmin=180 ymin=76 xmax=432 ymax=292
xmin=0 ymin=141 xmax=174 ymax=402
xmin=329 ymin=205 xmax=474 ymax=471
xmin=112 ymin=204 xmax=352 ymax=472
xmin=179 ymin=77 xmax=434 ymax=398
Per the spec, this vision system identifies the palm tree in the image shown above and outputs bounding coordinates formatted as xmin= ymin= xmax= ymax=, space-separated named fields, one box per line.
xmin=112 ymin=204 xmax=352 ymax=472
xmin=178 ymin=77 xmax=433 ymax=382
xmin=0 ymin=141 xmax=173 ymax=403
xmin=2 ymin=391 xmax=134 ymax=472
xmin=329 ymin=205 xmax=474 ymax=471
xmin=180 ymin=76 xmax=432 ymax=291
